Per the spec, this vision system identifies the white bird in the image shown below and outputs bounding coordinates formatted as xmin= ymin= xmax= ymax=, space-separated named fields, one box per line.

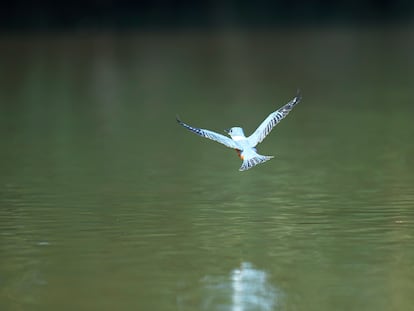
xmin=177 ymin=92 xmax=301 ymax=171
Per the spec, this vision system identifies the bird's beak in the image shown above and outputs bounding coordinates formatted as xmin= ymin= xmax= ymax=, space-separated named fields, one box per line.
xmin=224 ymin=128 xmax=230 ymax=134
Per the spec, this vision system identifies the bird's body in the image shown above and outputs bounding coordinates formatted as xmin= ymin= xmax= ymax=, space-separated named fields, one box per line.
xmin=177 ymin=92 xmax=301 ymax=171
xmin=224 ymin=127 xmax=274 ymax=171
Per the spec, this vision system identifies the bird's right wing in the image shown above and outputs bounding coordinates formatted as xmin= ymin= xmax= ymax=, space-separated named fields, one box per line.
xmin=176 ymin=116 xmax=239 ymax=149
xmin=247 ymin=92 xmax=302 ymax=147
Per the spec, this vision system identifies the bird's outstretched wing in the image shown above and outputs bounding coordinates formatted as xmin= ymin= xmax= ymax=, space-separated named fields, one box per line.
xmin=176 ymin=116 xmax=240 ymax=149
xmin=247 ymin=92 xmax=302 ymax=147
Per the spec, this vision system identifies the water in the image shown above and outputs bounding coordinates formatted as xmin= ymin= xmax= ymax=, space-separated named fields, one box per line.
xmin=1 ymin=27 xmax=414 ymax=311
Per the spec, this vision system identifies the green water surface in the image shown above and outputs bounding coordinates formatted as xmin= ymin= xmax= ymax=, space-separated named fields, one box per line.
xmin=1 ymin=27 xmax=414 ymax=311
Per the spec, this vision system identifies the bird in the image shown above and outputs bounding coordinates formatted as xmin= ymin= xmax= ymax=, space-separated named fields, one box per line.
xmin=176 ymin=92 xmax=301 ymax=171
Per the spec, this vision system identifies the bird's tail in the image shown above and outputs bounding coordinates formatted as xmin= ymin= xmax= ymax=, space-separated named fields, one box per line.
xmin=239 ymin=154 xmax=274 ymax=171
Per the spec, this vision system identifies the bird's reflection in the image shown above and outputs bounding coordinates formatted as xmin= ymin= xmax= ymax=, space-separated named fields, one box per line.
xmin=178 ymin=262 xmax=280 ymax=311
xmin=230 ymin=262 xmax=277 ymax=311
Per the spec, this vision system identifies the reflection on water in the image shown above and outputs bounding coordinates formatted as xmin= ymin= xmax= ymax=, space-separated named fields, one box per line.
xmin=178 ymin=262 xmax=280 ymax=311
xmin=230 ymin=262 xmax=278 ymax=311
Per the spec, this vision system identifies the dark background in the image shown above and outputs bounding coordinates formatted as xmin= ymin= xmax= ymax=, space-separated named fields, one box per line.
xmin=1 ymin=0 xmax=414 ymax=31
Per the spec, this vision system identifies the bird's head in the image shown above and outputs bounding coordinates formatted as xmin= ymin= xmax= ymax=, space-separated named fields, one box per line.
xmin=224 ymin=127 xmax=245 ymax=140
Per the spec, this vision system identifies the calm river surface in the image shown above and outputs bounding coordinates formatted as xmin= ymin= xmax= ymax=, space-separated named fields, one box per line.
xmin=1 ymin=27 xmax=414 ymax=311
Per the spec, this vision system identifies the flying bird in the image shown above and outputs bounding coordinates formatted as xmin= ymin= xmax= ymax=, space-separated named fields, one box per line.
xmin=176 ymin=92 xmax=301 ymax=171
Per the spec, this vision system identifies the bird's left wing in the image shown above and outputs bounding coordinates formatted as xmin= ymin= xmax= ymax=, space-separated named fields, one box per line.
xmin=176 ymin=116 xmax=239 ymax=149
xmin=247 ymin=92 xmax=301 ymax=147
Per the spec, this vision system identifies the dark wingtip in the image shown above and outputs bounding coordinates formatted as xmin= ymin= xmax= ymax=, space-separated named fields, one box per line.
xmin=294 ymin=88 xmax=302 ymax=104
xmin=176 ymin=114 xmax=182 ymax=124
